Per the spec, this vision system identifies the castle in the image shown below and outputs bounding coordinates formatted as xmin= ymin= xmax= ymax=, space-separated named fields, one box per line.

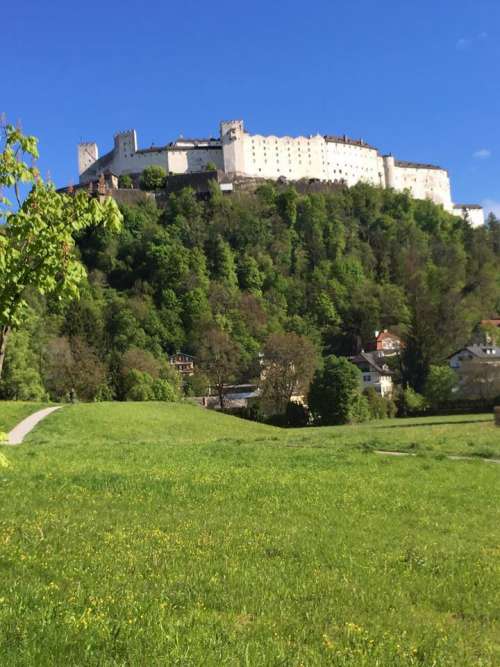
xmin=78 ymin=120 xmax=484 ymax=226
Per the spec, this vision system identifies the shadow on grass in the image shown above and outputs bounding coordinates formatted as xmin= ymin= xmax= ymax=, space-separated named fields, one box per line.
xmin=377 ymin=418 xmax=491 ymax=430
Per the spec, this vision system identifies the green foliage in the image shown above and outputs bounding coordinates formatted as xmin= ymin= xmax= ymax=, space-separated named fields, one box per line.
xmin=424 ymin=365 xmax=457 ymax=409
xmin=309 ymin=355 xmax=363 ymax=425
xmin=139 ymin=165 xmax=166 ymax=191
xmin=4 ymin=152 xmax=500 ymax=403
xmin=400 ymin=387 xmax=428 ymax=416
xmin=118 ymin=174 xmax=133 ymax=189
xmin=123 ymin=370 xmax=156 ymax=401
xmin=0 ymin=328 xmax=46 ymax=400
xmin=183 ymin=371 xmax=210 ymax=397
xmin=363 ymin=386 xmax=397 ymax=420
xmin=205 ymin=161 xmax=218 ymax=172
xmin=0 ymin=122 xmax=122 ymax=382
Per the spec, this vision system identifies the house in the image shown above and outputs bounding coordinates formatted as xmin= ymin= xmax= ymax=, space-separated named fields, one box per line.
xmin=349 ymin=351 xmax=394 ymax=397
xmin=448 ymin=344 xmax=500 ymax=399
xmin=366 ymin=329 xmax=403 ymax=356
xmin=169 ymin=353 xmax=195 ymax=376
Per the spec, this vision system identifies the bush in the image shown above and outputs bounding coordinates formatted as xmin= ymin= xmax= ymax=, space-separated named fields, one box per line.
xmin=139 ymin=165 xmax=166 ymax=191
xmin=363 ymin=386 xmax=397 ymax=420
xmin=123 ymin=370 xmax=178 ymax=402
xmin=152 ymin=378 xmax=177 ymax=402
xmin=118 ymin=174 xmax=133 ymax=189
xmin=124 ymin=370 xmax=156 ymax=401
xmin=350 ymin=393 xmax=371 ymax=423
xmin=398 ymin=387 xmax=428 ymax=416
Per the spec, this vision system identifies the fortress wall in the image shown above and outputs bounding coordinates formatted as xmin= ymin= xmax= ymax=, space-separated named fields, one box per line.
xmin=453 ymin=206 xmax=485 ymax=228
xmin=167 ymin=148 xmax=223 ymax=174
xmin=241 ymin=132 xmax=327 ymax=180
xmin=393 ymin=164 xmax=452 ymax=209
xmin=325 ymin=141 xmax=383 ymax=187
xmin=120 ymin=149 xmax=168 ymax=175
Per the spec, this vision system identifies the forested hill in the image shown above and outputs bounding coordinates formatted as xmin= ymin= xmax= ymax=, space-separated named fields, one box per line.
xmin=3 ymin=181 xmax=500 ymax=402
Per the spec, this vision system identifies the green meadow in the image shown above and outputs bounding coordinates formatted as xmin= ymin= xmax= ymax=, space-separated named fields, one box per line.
xmin=0 ymin=401 xmax=48 ymax=433
xmin=0 ymin=402 xmax=499 ymax=665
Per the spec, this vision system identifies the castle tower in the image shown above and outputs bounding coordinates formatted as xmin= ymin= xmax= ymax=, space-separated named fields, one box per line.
xmin=113 ymin=129 xmax=138 ymax=157
xmin=383 ymin=155 xmax=396 ymax=189
xmin=78 ymin=142 xmax=98 ymax=176
xmin=220 ymin=120 xmax=245 ymax=175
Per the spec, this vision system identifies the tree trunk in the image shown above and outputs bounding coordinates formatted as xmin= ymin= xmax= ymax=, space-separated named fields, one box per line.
xmin=0 ymin=326 xmax=10 ymax=381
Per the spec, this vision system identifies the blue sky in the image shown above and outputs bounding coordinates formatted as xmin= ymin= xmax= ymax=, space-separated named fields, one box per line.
xmin=3 ymin=0 xmax=499 ymax=214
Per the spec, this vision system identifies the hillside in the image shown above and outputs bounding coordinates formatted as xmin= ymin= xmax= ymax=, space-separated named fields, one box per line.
xmin=0 ymin=402 xmax=498 ymax=664
xmin=2 ymin=181 xmax=500 ymax=405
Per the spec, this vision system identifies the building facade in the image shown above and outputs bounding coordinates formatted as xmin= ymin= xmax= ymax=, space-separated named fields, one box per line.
xmin=78 ymin=120 xmax=483 ymax=226
xmin=350 ymin=351 xmax=394 ymax=397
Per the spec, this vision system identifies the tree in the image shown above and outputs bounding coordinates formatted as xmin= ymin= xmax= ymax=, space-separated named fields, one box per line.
xmin=198 ymin=328 xmax=241 ymax=410
xmin=43 ymin=337 xmax=107 ymax=401
xmin=260 ymin=332 xmax=318 ymax=415
xmin=308 ymin=355 xmax=362 ymax=425
xmin=0 ymin=122 xmax=122 ymax=380
xmin=118 ymin=174 xmax=133 ymax=189
xmin=139 ymin=165 xmax=166 ymax=191
xmin=205 ymin=161 xmax=218 ymax=172
xmin=424 ymin=365 xmax=457 ymax=409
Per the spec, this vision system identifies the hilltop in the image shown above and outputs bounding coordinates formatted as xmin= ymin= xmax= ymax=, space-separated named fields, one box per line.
xmin=2 ymin=180 xmax=500 ymax=408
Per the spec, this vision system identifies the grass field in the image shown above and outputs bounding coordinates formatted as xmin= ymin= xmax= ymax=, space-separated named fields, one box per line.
xmin=0 ymin=401 xmax=48 ymax=432
xmin=0 ymin=402 xmax=499 ymax=665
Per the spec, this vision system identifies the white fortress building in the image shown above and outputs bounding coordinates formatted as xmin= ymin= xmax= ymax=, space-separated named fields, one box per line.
xmin=78 ymin=120 xmax=483 ymax=226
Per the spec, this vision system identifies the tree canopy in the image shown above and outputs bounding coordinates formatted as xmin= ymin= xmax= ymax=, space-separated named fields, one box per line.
xmin=0 ymin=123 xmax=122 ymax=379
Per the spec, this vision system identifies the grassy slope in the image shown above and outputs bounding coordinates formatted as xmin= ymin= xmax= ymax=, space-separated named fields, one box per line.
xmin=0 ymin=403 xmax=498 ymax=665
xmin=305 ymin=413 xmax=500 ymax=459
xmin=0 ymin=401 xmax=48 ymax=432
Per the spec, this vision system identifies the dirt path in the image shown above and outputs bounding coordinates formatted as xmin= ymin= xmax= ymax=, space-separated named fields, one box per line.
xmin=6 ymin=407 xmax=63 ymax=445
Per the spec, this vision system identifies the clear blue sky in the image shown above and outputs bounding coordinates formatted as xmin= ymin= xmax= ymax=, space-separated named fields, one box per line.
xmin=3 ymin=0 xmax=499 ymax=214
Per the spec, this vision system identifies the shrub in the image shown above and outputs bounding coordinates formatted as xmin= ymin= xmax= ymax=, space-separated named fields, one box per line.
xmin=118 ymin=174 xmax=133 ymax=189
xmin=350 ymin=393 xmax=371 ymax=423
xmin=124 ymin=370 xmax=179 ymax=402
xmin=399 ymin=387 xmax=428 ymax=416
xmin=363 ymin=386 xmax=387 ymax=419
xmin=152 ymin=378 xmax=177 ymax=402
xmin=139 ymin=165 xmax=166 ymax=191
xmin=123 ymin=370 xmax=156 ymax=401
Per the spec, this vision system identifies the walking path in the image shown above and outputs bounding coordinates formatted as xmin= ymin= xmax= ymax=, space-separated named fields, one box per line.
xmin=374 ymin=449 xmax=500 ymax=464
xmin=6 ymin=407 xmax=63 ymax=445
